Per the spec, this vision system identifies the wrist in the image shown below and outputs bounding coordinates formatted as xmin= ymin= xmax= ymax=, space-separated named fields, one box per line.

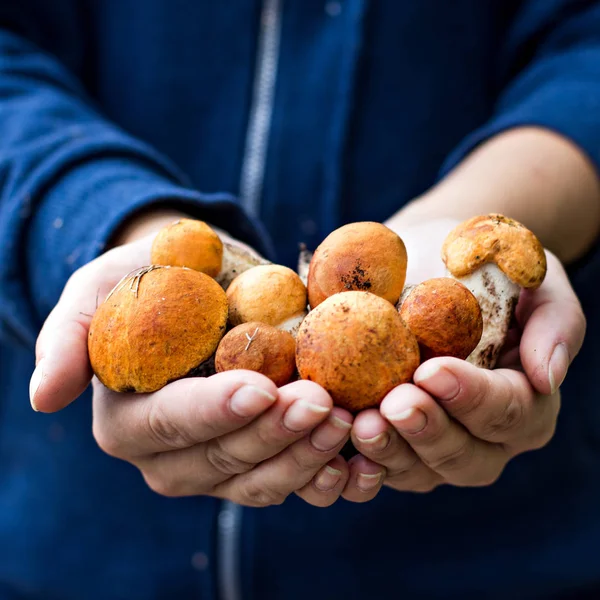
xmin=110 ymin=207 xmax=190 ymax=247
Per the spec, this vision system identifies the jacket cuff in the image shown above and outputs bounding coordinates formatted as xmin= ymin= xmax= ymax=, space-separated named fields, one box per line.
xmin=23 ymin=157 xmax=273 ymax=336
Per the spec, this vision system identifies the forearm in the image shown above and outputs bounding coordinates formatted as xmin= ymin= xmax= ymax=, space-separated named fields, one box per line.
xmin=388 ymin=127 xmax=600 ymax=265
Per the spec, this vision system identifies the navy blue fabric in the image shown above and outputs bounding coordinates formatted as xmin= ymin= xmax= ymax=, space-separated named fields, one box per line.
xmin=1 ymin=1 xmax=600 ymax=598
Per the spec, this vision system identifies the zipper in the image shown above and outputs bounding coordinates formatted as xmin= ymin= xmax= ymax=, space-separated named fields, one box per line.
xmin=238 ymin=0 xmax=284 ymax=218
xmin=216 ymin=501 xmax=244 ymax=600
xmin=218 ymin=2 xmax=283 ymax=599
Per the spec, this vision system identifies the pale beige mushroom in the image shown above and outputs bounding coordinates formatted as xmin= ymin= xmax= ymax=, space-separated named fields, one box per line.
xmin=226 ymin=264 xmax=308 ymax=336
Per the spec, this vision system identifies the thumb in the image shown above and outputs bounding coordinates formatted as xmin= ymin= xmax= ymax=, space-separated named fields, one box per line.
xmin=30 ymin=270 xmax=98 ymax=413
xmin=30 ymin=234 xmax=156 ymax=413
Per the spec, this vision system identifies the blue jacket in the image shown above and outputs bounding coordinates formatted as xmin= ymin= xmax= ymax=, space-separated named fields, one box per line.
xmin=1 ymin=1 xmax=600 ymax=599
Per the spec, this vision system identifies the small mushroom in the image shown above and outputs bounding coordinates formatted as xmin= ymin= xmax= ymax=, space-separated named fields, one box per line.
xmin=296 ymin=291 xmax=420 ymax=412
xmin=226 ymin=264 xmax=308 ymax=336
xmin=88 ymin=265 xmax=228 ymax=393
xmin=215 ymin=322 xmax=296 ymax=386
xmin=399 ymin=277 xmax=483 ymax=361
xmin=307 ymin=222 xmax=408 ymax=309
xmin=151 ymin=218 xmax=269 ymax=289
xmin=441 ymin=214 xmax=547 ymax=368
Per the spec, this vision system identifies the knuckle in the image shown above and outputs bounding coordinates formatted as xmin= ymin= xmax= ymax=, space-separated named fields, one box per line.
xmin=387 ymin=454 xmax=420 ymax=480
xmin=453 ymin=381 xmax=487 ymax=419
xmin=481 ymin=396 xmax=525 ymax=439
xmin=473 ymin=464 xmax=505 ymax=487
xmin=142 ymin=471 xmax=184 ymax=498
xmin=146 ymin=402 xmax=192 ymax=450
xmin=427 ymin=438 xmax=474 ymax=473
xmin=93 ymin=421 xmax=125 ymax=459
xmin=412 ymin=481 xmax=440 ymax=493
xmin=289 ymin=443 xmax=327 ymax=473
xmin=64 ymin=266 xmax=88 ymax=290
xmin=236 ymin=480 xmax=287 ymax=507
xmin=204 ymin=439 xmax=254 ymax=476
xmin=529 ymin=421 xmax=556 ymax=450
xmin=253 ymin=422 xmax=286 ymax=449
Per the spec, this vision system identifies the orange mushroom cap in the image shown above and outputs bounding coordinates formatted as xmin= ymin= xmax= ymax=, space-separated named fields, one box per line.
xmin=151 ymin=218 xmax=223 ymax=278
xmin=215 ymin=322 xmax=296 ymax=387
xmin=296 ymin=291 xmax=419 ymax=412
xmin=88 ymin=265 xmax=228 ymax=393
xmin=399 ymin=277 xmax=483 ymax=361
xmin=307 ymin=222 xmax=408 ymax=309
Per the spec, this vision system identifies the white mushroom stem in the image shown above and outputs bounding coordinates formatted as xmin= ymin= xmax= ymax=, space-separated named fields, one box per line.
xmin=449 ymin=263 xmax=520 ymax=369
xmin=297 ymin=244 xmax=312 ymax=287
xmin=278 ymin=312 xmax=308 ymax=338
xmin=216 ymin=242 xmax=270 ymax=290
xmin=396 ymin=283 xmax=417 ymax=311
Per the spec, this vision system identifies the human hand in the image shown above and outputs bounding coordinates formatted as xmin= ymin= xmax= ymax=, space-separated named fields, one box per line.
xmin=343 ymin=225 xmax=586 ymax=496
xmin=30 ymin=212 xmax=353 ymax=507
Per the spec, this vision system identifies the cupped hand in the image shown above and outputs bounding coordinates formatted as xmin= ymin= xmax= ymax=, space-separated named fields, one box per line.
xmin=30 ymin=224 xmax=353 ymax=508
xmin=92 ymin=374 xmax=352 ymax=507
xmin=345 ymin=250 xmax=586 ymax=496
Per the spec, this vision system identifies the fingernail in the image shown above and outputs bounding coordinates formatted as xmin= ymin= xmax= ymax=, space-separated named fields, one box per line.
xmin=415 ymin=363 xmax=459 ymax=401
xmin=314 ymin=465 xmax=342 ymax=491
xmin=310 ymin=415 xmax=351 ymax=451
xmin=356 ymin=472 xmax=383 ymax=492
xmin=230 ymin=385 xmax=276 ymax=418
xmin=29 ymin=362 xmax=44 ymax=412
xmin=387 ymin=408 xmax=427 ymax=434
xmin=356 ymin=432 xmax=390 ymax=452
xmin=549 ymin=343 xmax=569 ymax=394
xmin=283 ymin=399 xmax=330 ymax=432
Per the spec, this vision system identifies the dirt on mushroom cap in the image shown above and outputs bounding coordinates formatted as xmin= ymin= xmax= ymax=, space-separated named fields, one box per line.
xmin=441 ymin=214 xmax=547 ymax=288
xmin=88 ymin=266 xmax=228 ymax=393
xmin=296 ymin=291 xmax=420 ymax=412
xmin=307 ymin=222 xmax=408 ymax=308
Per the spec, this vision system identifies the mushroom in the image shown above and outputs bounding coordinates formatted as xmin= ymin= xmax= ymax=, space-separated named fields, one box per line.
xmin=226 ymin=264 xmax=308 ymax=336
xmin=307 ymin=222 xmax=408 ymax=309
xmin=399 ymin=277 xmax=483 ymax=361
xmin=297 ymin=243 xmax=312 ymax=287
xmin=215 ymin=322 xmax=296 ymax=386
xmin=88 ymin=265 xmax=228 ymax=393
xmin=296 ymin=291 xmax=420 ymax=412
xmin=151 ymin=218 xmax=269 ymax=290
xmin=441 ymin=214 xmax=547 ymax=368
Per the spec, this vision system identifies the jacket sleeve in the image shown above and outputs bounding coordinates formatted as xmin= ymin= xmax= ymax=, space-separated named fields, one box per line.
xmin=440 ymin=1 xmax=600 ymax=177
xmin=0 ymin=28 xmax=271 ymax=349
xmin=437 ymin=0 xmax=600 ymax=287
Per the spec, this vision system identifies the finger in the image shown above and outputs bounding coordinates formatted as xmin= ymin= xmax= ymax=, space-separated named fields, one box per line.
xmin=351 ymin=409 xmax=441 ymax=492
xmin=413 ymin=358 xmax=560 ymax=452
xmin=92 ymin=370 xmax=278 ymax=458
xmin=516 ymin=252 xmax=586 ymax=395
xmin=295 ymin=455 xmax=350 ymax=507
xmin=380 ymin=384 xmax=507 ymax=487
xmin=212 ymin=415 xmax=351 ymax=507
xmin=144 ymin=385 xmax=349 ymax=493
xmin=341 ymin=454 xmax=386 ymax=503
xmin=211 ymin=381 xmax=338 ymax=465
xmin=31 ymin=238 xmax=152 ymax=413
